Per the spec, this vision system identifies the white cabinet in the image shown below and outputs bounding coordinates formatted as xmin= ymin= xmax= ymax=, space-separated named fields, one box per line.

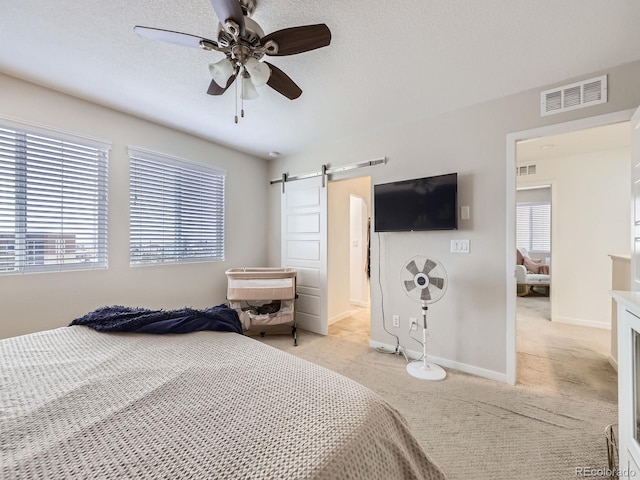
xmin=612 ymin=291 xmax=640 ymax=478
xmin=610 ymin=255 xmax=632 ymax=371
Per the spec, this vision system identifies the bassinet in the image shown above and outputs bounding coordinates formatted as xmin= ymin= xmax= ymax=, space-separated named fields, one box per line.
xmin=225 ymin=267 xmax=297 ymax=345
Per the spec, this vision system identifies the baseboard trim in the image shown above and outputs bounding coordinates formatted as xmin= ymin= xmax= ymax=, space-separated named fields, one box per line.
xmin=328 ymin=310 xmax=354 ymax=325
xmin=349 ymin=299 xmax=370 ymax=308
xmin=553 ymin=316 xmax=610 ymax=330
xmin=609 ymin=355 xmax=618 ymax=372
xmin=369 ymin=340 xmax=508 ymax=384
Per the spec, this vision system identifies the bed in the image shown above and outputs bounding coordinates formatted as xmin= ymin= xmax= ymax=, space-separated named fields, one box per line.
xmin=1 ymin=326 xmax=446 ymax=479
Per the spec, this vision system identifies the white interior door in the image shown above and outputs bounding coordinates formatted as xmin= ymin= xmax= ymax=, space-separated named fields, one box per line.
xmin=281 ymin=176 xmax=328 ymax=335
xmin=632 ymin=106 xmax=640 ymax=291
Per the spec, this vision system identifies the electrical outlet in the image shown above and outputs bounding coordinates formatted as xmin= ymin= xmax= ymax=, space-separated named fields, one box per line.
xmin=392 ymin=315 xmax=400 ymax=328
xmin=410 ymin=317 xmax=418 ymax=331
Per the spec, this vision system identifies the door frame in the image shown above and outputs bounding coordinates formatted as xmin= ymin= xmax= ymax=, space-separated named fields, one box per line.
xmin=505 ymin=108 xmax=635 ymax=385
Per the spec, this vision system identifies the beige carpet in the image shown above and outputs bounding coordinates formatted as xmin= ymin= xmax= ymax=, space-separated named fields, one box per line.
xmin=256 ymin=304 xmax=618 ymax=480
xmin=517 ymin=295 xmax=617 ymax=403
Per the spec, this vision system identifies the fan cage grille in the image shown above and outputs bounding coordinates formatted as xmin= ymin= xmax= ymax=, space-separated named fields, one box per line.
xmin=401 ymin=256 xmax=447 ymax=304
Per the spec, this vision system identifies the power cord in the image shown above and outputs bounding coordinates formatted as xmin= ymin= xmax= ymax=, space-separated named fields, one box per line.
xmin=375 ymin=232 xmax=402 ymax=355
xmin=408 ymin=323 xmax=425 ymax=362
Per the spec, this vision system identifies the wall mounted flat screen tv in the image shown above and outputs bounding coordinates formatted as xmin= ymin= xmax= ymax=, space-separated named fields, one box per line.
xmin=374 ymin=173 xmax=458 ymax=232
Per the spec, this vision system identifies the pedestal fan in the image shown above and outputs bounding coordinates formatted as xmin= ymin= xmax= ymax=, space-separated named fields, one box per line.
xmin=401 ymin=256 xmax=448 ymax=381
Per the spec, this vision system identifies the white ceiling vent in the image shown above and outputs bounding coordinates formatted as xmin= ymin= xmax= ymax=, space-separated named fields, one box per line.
xmin=540 ymin=75 xmax=607 ymax=116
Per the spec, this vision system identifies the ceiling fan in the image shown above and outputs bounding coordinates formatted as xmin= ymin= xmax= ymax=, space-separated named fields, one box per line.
xmin=134 ymin=0 xmax=331 ymax=122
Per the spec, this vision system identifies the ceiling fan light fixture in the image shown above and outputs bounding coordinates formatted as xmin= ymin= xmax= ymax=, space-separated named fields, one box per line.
xmin=241 ymin=76 xmax=259 ymax=100
xmin=245 ymin=57 xmax=271 ymax=86
xmin=209 ymin=58 xmax=234 ymax=87
xmin=136 ymin=1 xmax=332 ymax=123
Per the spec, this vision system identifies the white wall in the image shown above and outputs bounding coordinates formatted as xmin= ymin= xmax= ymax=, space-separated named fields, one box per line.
xmin=267 ymin=60 xmax=640 ymax=381
xmin=327 ymin=176 xmax=371 ymax=322
xmin=518 ymin=148 xmax=631 ymax=328
xmin=0 ymin=73 xmax=269 ymax=339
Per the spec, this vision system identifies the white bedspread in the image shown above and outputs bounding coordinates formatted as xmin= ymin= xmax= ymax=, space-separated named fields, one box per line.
xmin=1 ymin=326 xmax=445 ymax=479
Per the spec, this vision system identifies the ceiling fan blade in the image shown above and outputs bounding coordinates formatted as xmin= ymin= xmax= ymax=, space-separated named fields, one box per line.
xmin=210 ymin=0 xmax=245 ymax=36
xmin=265 ymin=63 xmax=302 ymax=100
xmin=207 ymin=75 xmax=236 ymax=96
xmin=134 ymin=26 xmax=218 ymax=49
xmin=429 ymin=277 xmax=445 ymax=290
xmin=261 ymin=24 xmax=331 ymax=56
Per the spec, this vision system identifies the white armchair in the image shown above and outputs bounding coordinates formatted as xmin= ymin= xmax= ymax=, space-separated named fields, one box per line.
xmin=516 ymin=248 xmax=550 ymax=296
xmin=516 ymin=265 xmax=550 ymax=296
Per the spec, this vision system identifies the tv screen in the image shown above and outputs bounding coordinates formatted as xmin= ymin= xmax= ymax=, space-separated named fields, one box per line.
xmin=374 ymin=173 xmax=458 ymax=232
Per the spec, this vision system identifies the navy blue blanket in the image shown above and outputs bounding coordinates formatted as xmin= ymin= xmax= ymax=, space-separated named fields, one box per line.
xmin=70 ymin=304 xmax=243 ymax=335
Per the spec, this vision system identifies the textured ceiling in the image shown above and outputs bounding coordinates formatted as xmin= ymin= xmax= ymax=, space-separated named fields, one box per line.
xmin=2 ymin=1 xmax=640 ymax=159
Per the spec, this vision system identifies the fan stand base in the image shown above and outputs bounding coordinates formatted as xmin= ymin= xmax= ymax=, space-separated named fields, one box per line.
xmin=406 ymin=361 xmax=447 ymax=381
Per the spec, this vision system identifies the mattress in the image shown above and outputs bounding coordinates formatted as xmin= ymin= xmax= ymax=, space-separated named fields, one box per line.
xmin=1 ymin=327 xmax=445 ymax=479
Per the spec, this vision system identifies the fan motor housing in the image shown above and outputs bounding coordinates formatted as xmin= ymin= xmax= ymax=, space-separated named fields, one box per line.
xmin=218 ymin=16 xmax=265 ymax=48
xmin=415 ymin=274 xmax=428 ymax=288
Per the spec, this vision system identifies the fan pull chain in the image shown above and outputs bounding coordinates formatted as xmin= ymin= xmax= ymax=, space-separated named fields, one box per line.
xmin=234 ymin=74 xmax=238 ymax=124
xmin=241 ymin=67 xmax=245 ymax=119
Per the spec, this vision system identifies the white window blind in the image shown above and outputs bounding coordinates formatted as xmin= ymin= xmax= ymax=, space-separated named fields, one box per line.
xmin=129 ymin=148 xmax=225 ymax=265
xmin=0 ymin=124 xmax=109 ymax=274
xmin=516 ymin=202 xmax=550 ymax=254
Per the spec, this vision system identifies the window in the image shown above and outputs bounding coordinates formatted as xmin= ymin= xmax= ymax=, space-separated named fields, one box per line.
xmin=129 ymin=148 xmax=225 ymax=265
xmin=0 ymin=123 xmax=109 ymax=274
xmin=516 ymin=202 xmax=550 ymax=254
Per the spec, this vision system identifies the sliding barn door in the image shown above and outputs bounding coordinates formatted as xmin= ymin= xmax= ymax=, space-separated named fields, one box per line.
xmin=281 ymin=177 xmax=328 ymax=335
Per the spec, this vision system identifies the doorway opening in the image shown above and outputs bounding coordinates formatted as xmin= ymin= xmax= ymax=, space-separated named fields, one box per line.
xmin=508 ymin=115 xmax=632 ymax=400
xmin=327 ymin=176 xmax=371 ymax=344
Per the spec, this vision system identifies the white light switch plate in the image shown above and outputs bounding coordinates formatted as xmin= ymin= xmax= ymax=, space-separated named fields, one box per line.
xmin=451 ymin=239 xmax=470 ymax=253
